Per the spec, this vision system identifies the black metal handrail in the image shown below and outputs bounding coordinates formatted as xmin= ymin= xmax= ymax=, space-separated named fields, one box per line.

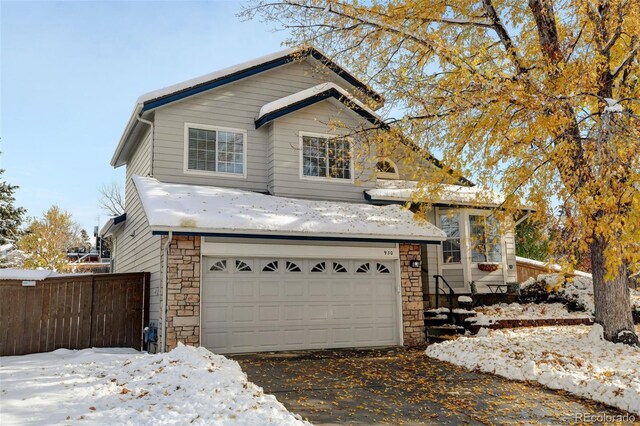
xmin=432 ymin=274 xmax=455 ymax=324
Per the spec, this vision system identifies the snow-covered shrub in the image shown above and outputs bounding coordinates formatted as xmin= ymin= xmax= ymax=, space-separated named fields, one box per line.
xmin=519 ymin=273 xmax=640 ymax=317
xmin=518 ymin=275 xmax=588 ymax=312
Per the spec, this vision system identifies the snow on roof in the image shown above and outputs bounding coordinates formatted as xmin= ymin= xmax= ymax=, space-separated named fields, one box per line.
xmin=133 ymin=175 xmax=446 ymax=242
xmin=515 ymin=256 xmax=592 ymax=278
xmin=256 ymin=82 xmax=381 ymax=126
xmin=366 ymin=179 xmax=504 ymax=207
xmin=137 ymin=47 xmax=298 ymax=104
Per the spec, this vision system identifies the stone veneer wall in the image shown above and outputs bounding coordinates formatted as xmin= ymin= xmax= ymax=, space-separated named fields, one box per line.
xmin=399 ymin=243 xmax=426 ymax=345
xmin=162 ymin=235 xmax=201 ymax=350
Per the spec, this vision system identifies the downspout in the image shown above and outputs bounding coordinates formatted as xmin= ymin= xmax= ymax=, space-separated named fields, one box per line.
xmin=135 ymin=114 xmax=155 ymax=177
xmin=161 ymin=231 xmax=173 ymax=352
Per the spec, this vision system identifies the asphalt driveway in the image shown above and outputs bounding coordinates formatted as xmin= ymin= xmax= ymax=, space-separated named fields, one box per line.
xmin=235 ymin=346 xmax=630 ymax=425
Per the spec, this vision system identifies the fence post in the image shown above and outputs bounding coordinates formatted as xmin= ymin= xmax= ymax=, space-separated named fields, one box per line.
xmin=88 ymin=275 xmax=95 ymax=347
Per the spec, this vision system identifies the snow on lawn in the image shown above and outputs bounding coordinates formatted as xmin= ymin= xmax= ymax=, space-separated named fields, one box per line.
xmin=0 ymin=344 xmax=310 ymax=426
xmin=426 ymin=325 xmax=640 ymax=415
xmin=468 ymin=303 xmax=592 ymax=326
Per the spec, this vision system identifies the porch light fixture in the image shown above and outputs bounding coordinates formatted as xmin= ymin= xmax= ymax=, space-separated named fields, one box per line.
xmin=410 ymin=258 xmax=421 ymax=268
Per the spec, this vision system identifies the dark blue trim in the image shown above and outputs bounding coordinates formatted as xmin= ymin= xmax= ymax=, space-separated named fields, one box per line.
xmin=142 ymin=56 xmax=293 ymax=112
xmin=364 ymin=191 xmax=500 ymax=210
xmin=363 ymin=191 xmax=406 ymax=205
xmin=255 ymin=88 xmax=387 ymax=129
xmin=308 ymin=50 xmax=383 ymax=103
xmin=141 ymin=48 xmax=382 ymax=113
xmin=151 ymin=230 xmax=442 ymax=245
xmin=113 ymin=213 xmax=127 ymax=225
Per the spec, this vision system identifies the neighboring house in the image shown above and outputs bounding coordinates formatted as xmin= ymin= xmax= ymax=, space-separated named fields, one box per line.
xmin=102 ymin=46 xmax=519 ymax=354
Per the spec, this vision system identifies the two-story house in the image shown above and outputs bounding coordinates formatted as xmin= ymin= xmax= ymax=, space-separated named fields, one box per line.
xmin=102 ymin=46 xmax=518 ymax=354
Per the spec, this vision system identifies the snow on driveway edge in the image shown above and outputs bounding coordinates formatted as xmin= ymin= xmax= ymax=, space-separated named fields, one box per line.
xmin=1 ymin=343 xmax=311 ymax=425
xmin=426 ymin=325 xmax=640 ymax=416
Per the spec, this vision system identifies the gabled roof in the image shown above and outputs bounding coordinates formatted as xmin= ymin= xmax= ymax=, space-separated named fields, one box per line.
xmin=132 ymin=175 xmax=446 ymax=243
xmin=139 ymin=46 xmax=383 ymax=111
xmin=111 ymin=46 xmax=383 ymax=167
xmin=99 ymin=213 xmax=127 ymax=237
xmin=255 ymin=83 xmax=386 ymax=129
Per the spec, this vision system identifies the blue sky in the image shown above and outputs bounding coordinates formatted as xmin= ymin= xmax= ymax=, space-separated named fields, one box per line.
xmin=1 ymin=0 xmax=288 ymax=234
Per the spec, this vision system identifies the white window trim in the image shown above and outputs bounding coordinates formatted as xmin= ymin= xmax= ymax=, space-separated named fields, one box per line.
xmin=466 ymin=209 xmax=505 ymax=265
xmin=298 ymin=131 xmax=355 ymax=184
xmin=436 ymin=210 xmax=463 ymax=267
xmin=436 ymin=207 xmax=508 ymax=292
xmin=183 ymin=122 xmax=248 ymax=179
xmin=376 ymin=158 xmax=400 ymax=180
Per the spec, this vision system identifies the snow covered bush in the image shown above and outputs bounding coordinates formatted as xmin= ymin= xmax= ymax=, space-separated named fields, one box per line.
xmin=519 ymin=273 xmax=640 ymax=316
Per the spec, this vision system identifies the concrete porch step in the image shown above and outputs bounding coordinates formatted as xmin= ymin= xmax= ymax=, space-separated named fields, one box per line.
xmin=424 ymin=316 xmax=450 ymax=327
xmin=426 ymin=324 xmax=466 ymax=338
xmin=427 ymin=334 xmax=464 ymax=343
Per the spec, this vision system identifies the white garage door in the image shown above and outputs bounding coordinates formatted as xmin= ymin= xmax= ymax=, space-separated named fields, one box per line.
xmin=201 ymin=255 xmax=400 ymax=354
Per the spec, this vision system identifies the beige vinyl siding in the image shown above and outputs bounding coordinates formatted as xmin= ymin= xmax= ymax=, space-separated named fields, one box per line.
xmin=420 ymin=210 xmax=440 ymax=294
xmin=271 ymin=101 xmax=376 ymax=201
xmin=267 ymin=122 xmax=275 ymax=193
xmin=504 ymin=230 xmax=518 ymax=281
xmin=113 ymin=129 xmax=162 ymax=325
xmin=441 ymin=268 xmax=466 ymax=290
xmin=150 ymin=60 xmax=375 ymax=194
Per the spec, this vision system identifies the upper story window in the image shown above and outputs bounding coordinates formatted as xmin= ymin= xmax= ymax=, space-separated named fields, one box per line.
xmin=184 ymin=123 xmax=246 ymax=177
xmin=376 ymin=159 xmax=399 ymax=179
xmin=469 ymin=215 xmax=502 ymax=262
xmin=300 ymin=133 xmax=352 ymax=181
xmin=440 ymin=213 xmax=461 ymax=263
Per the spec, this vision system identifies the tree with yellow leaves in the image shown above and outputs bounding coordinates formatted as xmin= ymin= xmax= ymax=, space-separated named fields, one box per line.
xmin=18 ymin=206 xmax=84 ymax=272
xmin=245 ymin=0 xmax=640 ymax=344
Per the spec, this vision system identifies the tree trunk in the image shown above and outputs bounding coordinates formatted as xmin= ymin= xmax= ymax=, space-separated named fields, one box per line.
xmin=590 ymin=235 xmax=638 ymax=345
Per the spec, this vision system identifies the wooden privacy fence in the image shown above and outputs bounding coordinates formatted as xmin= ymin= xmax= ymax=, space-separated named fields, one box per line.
xmin=0 ymin=272 xmax=149 ymax=357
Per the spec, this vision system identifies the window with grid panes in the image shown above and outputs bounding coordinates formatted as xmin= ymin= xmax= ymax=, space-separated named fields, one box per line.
xmin=440 ymin=214 xmax=461 ymax=263
xmin=187 ymin=127 xmax=244 ymax=174
xmin=302 ymin=135 xmax=351 ymax=179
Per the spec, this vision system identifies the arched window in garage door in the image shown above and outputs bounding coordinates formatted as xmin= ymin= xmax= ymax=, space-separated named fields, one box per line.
xmin=209 ymin=259 xmax=227 ymax=272
xmin=286 ymin=261 xmax=302 ymax=272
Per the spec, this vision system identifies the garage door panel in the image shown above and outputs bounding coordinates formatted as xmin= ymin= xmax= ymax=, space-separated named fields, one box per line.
xmin=231 ymin=306 xmax=255 ymax=322
xmin=283 ymin=281 xmax=304 ymax=296
xmin=202 ymin=305 xmax=228 ymax=323
xmin=258 ymin=281 xmax=281 ymax=297
xmin=258 ymin=305 xmax=280 ymax=322
xmin=308 ymin=328 xmax=328 ymax=344
xmin=376 ymin=326 xmax=395 ymax=341
xmin=202 ymin=255 xmax=400 ymax=353
xmin=308 ymin=305 xmax=330 ymax=321
xmin=309 ymin=283 xmax=329 ymax=296
xmin=330 ymin=282 xmax=352 ymax=297
xmin=282 ymin=329 xmax=305 ymax=346
xmin=283 ymin=305 xmax=304 ymax=321
xmin=376 ymin=304 xmax=395 ymax=319
xmin=232 ymin=283 xmax=256 ymax=297
xmin=208 ymin=281 xmax=230 ymax=297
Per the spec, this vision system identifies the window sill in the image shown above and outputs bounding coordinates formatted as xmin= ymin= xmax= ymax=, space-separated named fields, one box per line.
xmin=300 ymin=175 xmax=355 ymax=184
xmin=183 ymin=169 xmax=247 ymax=179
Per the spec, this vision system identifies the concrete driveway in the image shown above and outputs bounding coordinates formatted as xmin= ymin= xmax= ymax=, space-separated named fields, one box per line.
xmin=235 ymin=347 xmax=629 ymax=425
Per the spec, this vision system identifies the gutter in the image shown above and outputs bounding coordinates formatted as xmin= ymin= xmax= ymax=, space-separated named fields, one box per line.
xmin=149 ymin=229 xmax=446 ymax=245
xmin=111 ymin=103 xmax=143 ymax=167
xmin=161 ymin=231 xmax=173 ymax=352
